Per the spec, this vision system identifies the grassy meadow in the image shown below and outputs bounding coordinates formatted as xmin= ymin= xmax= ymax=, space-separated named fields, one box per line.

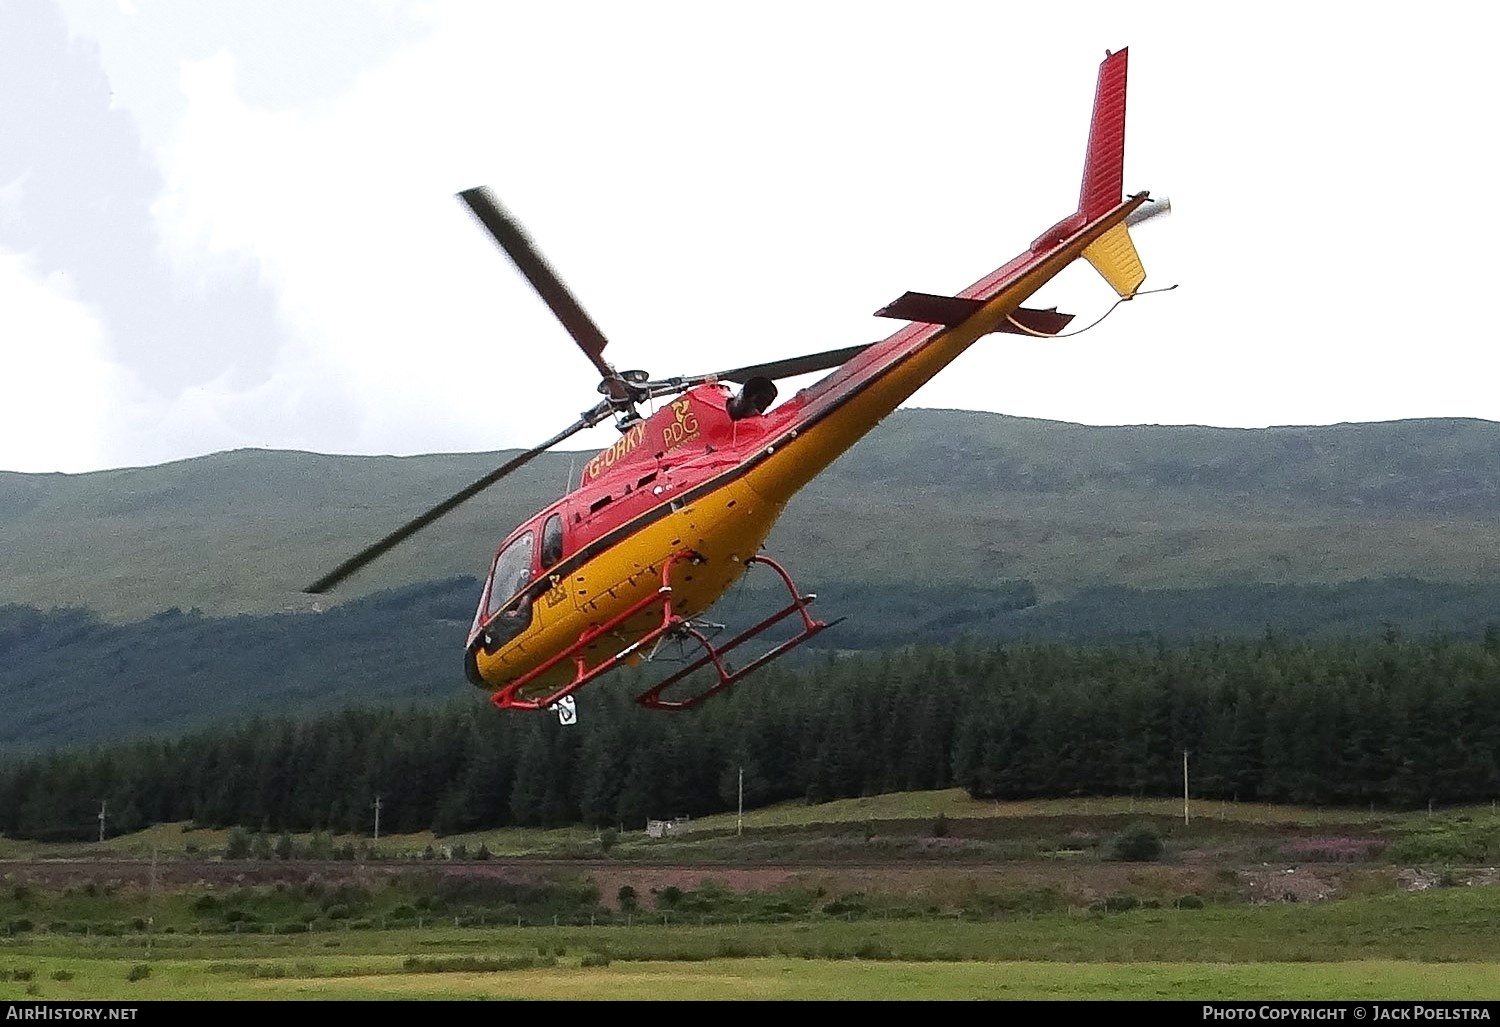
xmin=6 ymin=894 xmax=1500 ymax=1000
xmin=5 ymin=793 xmax=1500 ymax=999
xmin=6 ymin=955 xmax=1500 ymax=1001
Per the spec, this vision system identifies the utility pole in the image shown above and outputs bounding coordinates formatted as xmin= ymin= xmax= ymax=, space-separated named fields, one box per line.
xmin=1182 ymin=750 xmax=1191 ymax=827
xmin=148 ymin=846 xmax=158 ymax=957
xmin=97 ymin=800 xmax=106 ymax=843
xmin=737 ymin=767 xmax=744 ymax=837
xmin=372 ymin=796 xmax=382 ymax=841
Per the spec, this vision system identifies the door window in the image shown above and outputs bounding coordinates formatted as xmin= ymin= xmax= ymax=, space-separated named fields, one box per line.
xmin=541 ymin=514 xmax=564 ymax=568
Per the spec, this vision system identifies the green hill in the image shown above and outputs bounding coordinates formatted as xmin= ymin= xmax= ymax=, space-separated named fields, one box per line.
xmin=7 ymin=408 xmax=1500 ymax=750
xmin=11 ymin=573 xmax=1500 ymax=749
xmin=5 ymin=410 xmax=1500 ymax=621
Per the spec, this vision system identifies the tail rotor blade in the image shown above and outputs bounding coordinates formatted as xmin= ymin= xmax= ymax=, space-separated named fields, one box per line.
xmin=1125 ymin=195 xmax=1171 ymax=227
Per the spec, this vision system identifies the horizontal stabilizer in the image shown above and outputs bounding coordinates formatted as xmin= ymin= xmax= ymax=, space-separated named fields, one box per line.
xmin=1002 ymin=306 xmax=1075 ymax=336
xmin=875 ymin=291 xmax=1074 ymax=336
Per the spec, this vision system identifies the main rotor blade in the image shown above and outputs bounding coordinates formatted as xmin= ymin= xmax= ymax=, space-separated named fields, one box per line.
xmin=305 ymin=410 xmax=604 ymax=594
xmin=712 ymin=343 xmax=871 ymax=384
xmin=458 ymin=187 xmax=616 ymax=382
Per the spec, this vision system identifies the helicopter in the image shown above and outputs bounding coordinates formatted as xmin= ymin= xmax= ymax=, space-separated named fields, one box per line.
xmin=308 ymin=47 xmax=1170 ymax=715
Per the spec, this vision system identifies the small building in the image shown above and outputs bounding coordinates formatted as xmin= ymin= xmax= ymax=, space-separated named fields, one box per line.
xmin=645 ymin=816 xmax=691 ymax=839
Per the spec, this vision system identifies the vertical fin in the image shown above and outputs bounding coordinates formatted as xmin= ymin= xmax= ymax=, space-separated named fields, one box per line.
xmin=1078 ymin=49 xmax=1129 ymax=220
xmin=1077 ymin=49 xmax=1144 ymax=296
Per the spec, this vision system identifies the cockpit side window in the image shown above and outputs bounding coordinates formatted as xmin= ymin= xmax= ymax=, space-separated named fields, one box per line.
xmin=540 ymin=513 xmax=564 ymax=568
xmin=485 ymin=531 xmax=535 ymax=619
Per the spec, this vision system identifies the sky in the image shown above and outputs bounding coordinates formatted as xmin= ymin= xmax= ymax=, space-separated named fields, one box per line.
xmin=2 ymin=1 xmax=1496 ymax=474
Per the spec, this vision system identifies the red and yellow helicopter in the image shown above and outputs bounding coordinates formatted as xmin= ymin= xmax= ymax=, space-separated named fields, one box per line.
xmin=309 ymin=48 xmax=1169 ymax=714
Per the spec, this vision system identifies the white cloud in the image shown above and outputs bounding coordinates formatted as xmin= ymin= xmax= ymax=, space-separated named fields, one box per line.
xmin=0 ymin=250 xmax=140 ymax=472
xmin=18 ymin=0 xmax=1500 ymax=475
xmin=0 ymin=247 xmax=331 ymax=472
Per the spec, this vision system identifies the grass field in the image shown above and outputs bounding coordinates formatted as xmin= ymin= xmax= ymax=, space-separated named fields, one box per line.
xmin=6 ymin=890 xmax=1500 ymax=1000
xmin=6 ymin=956 xmax=1499 ymax=1001
xmin=6 ymin=795 xmax=1500 ymax=1000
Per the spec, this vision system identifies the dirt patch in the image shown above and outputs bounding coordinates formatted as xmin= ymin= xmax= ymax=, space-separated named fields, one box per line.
xmin=590 ymin=867 xmax=802 ymax=908
xmin=1 ymin=856 xmax=1477 ymax=908
xmin=591 ymin=862 xmax=1233 ymax=908
xmin=0 ymin=858 xmax=406 ymax=890
xmin=1397 ymin=866 xmax=1500 ymax=890
xmin=1237 ymin=865 xmax=1339 ymax=903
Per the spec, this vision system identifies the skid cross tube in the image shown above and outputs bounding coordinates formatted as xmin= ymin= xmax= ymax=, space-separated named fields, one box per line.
xmin=489 ymin=552 xmax=833 ymax=712
xmin=635 ymin=554 xmax=836 ymax=710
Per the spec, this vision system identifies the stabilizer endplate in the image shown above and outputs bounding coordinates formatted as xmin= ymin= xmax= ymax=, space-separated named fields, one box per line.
xmin=1081 ymin=222 xmax=1146 ymax=297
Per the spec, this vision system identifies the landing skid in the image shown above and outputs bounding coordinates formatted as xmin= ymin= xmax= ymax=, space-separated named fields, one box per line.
xmin=490 ymin=551 xmax=838 ymax=712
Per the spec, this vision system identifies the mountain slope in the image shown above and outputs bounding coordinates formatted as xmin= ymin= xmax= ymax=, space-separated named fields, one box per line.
xmin=5 ymin=410 xmax=1500 ymax=621
xmin=9 ymin=575 xmax=1500 ymax=751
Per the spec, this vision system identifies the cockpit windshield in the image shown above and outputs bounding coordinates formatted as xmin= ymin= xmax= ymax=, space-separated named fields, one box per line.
xmin=485 ymin=531 xmax=535 ymax=618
